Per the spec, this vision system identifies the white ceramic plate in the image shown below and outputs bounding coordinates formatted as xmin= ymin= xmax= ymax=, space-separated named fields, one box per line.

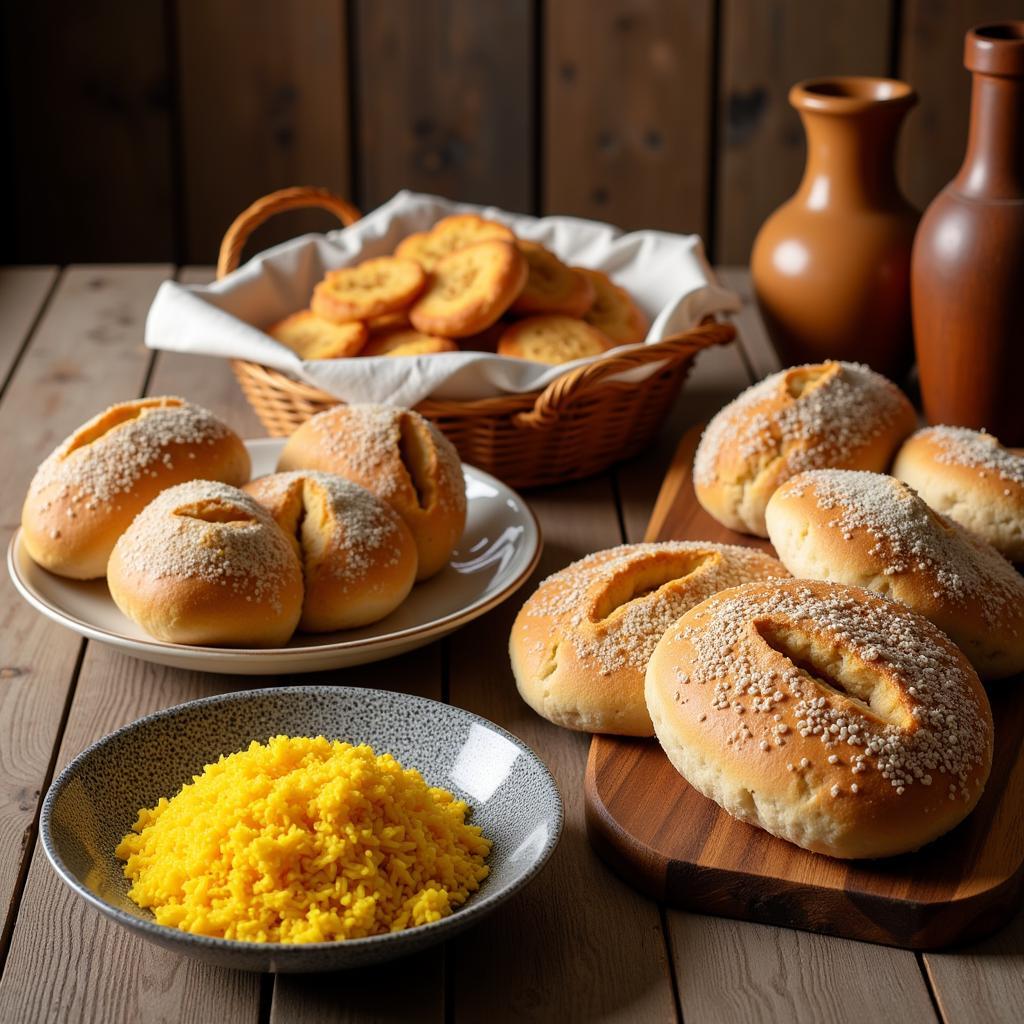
xmin=9 ymin=439 xmax=541 ymax=674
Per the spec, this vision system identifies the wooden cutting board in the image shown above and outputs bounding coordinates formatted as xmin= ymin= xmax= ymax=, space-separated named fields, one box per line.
xmin=584 ymin=425 xmax=1024 ymax=950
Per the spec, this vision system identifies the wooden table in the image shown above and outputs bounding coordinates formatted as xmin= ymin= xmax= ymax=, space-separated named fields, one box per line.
xmin=0 ymin=265 xmax=1020 ymax=1024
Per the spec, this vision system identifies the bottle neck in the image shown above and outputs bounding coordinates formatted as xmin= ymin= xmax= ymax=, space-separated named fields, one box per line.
xmin=954 ymin=72 xmax=1024 ymax=199
xmin=794 ymin=109 xmax=906 ymax=210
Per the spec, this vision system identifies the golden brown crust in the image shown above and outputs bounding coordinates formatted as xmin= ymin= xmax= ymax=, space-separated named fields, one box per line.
xmin=645 ymin=579 xmax=993 ymax=858
xmin=578 ymin=268 xmax=648 ymax=344
xmin=409 ymin=240 xmax=528 ymax=338
xmin=21 ymin=397 xmax=251 ymax=580
xmin=277 ymin=404 xmax=466 ymax=580
xmin=268 ymin=310 xmax=368 ymax=359
xmin=311 ymin=257 xmax=426 ymax=323
xmin=509 ymin=242 xmax=596 ymax=318
xmin=693 ymin=361 xmax=917 ymax=537
xmin=893 ymin=426 xmax=1024 ymax=562
xmin=362 ymin=329 xmax=458 ymax=357
xmin=764 ymin=469 xmax=1024 ymax=679
xmin=497 ymin=315 xmax=613 ymax=364
xmin=107 ymin=481 xmax=303 ymax=647
xmin=395 ymin=214 xmax=516 ymax=270
xmin=509 ymin=542 xmax=789 ymax=736
xmin=243 ymin=471 xmax=417 ymax=632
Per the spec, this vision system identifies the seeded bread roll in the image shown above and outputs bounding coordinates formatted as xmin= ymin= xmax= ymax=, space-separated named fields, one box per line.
xmin=244 ymin=471 xmax=417 ymax=632
xmin=277 ymin=405 xmax=466 ymax=580
xmin=107 ymin=481 xmax=304 ymax=647
xmin=693 ymin=361 xmax=916 ymax=537
xmin=645 ymin=579 xmax=993 ymax=859
xmin=21 ymin=397 xmax=251 ymax=580
xmin=892 ymin=426 xmax=1024 ymax=562
xmin=765 ymin=469 xmax=1024 ymax=679
xmin=509 ymin=542 xmax=789 ymax=736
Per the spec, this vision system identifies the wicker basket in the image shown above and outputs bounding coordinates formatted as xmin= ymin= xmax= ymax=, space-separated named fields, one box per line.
xmin=221 ymin=186 xmax=735 ymax=489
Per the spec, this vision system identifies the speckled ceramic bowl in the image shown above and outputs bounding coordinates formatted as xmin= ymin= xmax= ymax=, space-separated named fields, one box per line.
xmin=40 ymin=686 xmax=562 ymax=972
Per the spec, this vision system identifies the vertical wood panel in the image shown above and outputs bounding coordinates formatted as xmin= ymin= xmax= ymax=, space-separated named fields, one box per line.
xmin=355 ymin=0 xmax=535 ymax=213
xmin=177 ymin=0 xmax=351 ymax=264
xmin=715 ymin=0 xmax=893 ymax=263
xmin=899 ymin=0 xmax=1024 ymax=210
xmin=544 ymin=0 xmax=714 ymax=235
xmin=1 ymin=4 xmax=174 ymax=262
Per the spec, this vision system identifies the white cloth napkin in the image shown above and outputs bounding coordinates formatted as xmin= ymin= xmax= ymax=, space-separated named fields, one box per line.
xmin=145 ymin=191 xmax=740 ymax=407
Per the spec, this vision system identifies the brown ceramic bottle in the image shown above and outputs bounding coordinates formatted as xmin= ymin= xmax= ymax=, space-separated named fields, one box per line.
xmin=751 ymin=77 xmax=918 ymax=379
xmin=912 ymin=24 xmax=1024 ymax=444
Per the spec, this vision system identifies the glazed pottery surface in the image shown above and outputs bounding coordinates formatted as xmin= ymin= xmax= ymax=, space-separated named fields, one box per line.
xmin=913 ymin=23 xmax=1024 ymax=445
xmin=752 ymin=77 xmax=918 ymax=378
xmin=40 ymin=686 xmax=563 ymax=972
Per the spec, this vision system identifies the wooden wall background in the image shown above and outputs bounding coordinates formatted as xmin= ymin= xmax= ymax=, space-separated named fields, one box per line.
xmin=2 ymin=0 xmax=1022 ymax=267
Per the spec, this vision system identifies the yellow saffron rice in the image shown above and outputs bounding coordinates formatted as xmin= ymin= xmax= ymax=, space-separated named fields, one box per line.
xmin=115 ymin=735 xmax=492 ymax=943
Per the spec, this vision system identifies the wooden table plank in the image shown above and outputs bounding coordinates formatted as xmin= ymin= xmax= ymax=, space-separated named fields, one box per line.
xmin=925 ymin=907 xmax=1024 ymax=1023
xmin=0 ymin=267 xmax=58 ymax=389
xmin=0 ymin=266 xmax=170 ymax=970
xmin=669 ymin=913 xmax=937 ymax=1024
xmin=448 ymin=478 xmax=678 ymax=1023
xmin=716 ymin=266 xmax=781 ymax=379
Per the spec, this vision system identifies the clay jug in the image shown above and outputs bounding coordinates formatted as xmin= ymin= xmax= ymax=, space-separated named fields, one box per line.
xmin=912 ymin=24 xmax=1024 ymax=444
xmin=751 ymin=77 xmax=918 ymax=378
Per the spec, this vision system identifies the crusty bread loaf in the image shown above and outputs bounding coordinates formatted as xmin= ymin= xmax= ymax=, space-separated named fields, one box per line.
xmin=509 ymin=541 xmax=788 ymax=736
xmin=893 ymin=425 xmax=1024 ymax=562
xmin=277 ymin=404 xmax=466 ymax=580
xmin=645 ymin=579 xmax=993 ymax=859
xmin=244 ymin=471 xmax=417 ymax=632
xmin=21 ymin=397 xmax=251 ymax=580
xmin=693 ymin=361 xmax=916 ymax=537
xmin=764 ymin=469 xmax=1024 ymax=679
xmin=107 ymin=481 xmax=303 ymax=647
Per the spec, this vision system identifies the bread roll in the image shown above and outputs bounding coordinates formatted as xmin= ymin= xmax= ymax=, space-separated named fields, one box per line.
xmin=765 ymin=469 xmax=1024 ymax=679
xmin=645 ymin=579 xmax=992 ymax=858
xmin=893 ymin=425 xmax=1024 ymax=562
xmin=244 ymin=471 xmax=417 ymax=632
xmin=277 ymin=405 xmax=466 ymax=580
xmin=693 ymin=361 xmax=916 ymax=537
xmin=21 ymin=397 xmax=250 ymax=579
xmin=509 ymin=542 xmax=789 ymax=736
xmin=107 ymin=481 xmax=303 ymax=647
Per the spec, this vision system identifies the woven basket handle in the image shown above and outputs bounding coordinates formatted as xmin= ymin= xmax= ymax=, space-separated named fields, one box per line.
xmin=217 ymin=186 xmax=362 ymax=279
xmin=513 ymin=323 xmax=734 ymax=430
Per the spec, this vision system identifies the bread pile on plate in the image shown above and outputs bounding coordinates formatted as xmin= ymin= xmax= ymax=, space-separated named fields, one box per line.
xmin=510 ymin=359 xmax=1024 ymax=859
xmin=268 ymin=214 xmax=648 ymax=366
xmin=21 ymin=398 xmax=466 ymax=647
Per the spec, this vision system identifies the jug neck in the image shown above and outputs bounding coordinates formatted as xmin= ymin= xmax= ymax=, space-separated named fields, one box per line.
xmin=955 ymin=72 xmax=1024 ymax=199
xmin=790 ymin=78 xmax=916 ymax=211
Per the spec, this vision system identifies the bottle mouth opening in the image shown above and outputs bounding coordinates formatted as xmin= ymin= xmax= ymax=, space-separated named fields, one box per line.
xmin=792 ymin=77 xmax=916 ymax=113
xmin=975 ymin=23 xmax=1024 ymax=42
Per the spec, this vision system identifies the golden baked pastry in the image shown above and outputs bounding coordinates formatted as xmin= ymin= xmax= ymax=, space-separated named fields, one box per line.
xmin=277 ymin=404 xmax=466 ymax=580
xmin=497 ymin=315 xmax=613 ymax=364
xmin=578 ymin=268 xmax=648 ymax=344
xmin=244 ymin=471 xmax=417 ymax=632
xmin=365 ymin=310 xmax=412 ymax=333
xmin=765 ymin=468 xmax=1024 ymax=679
xmin=509 ymin=242 xmax=596 ymax=318
xmin=107 ymin=481 xmax=304 ymax=647
xmin=693 ymin=361 xmax=917 ymax=537
xmin=269 ymin=310 xmax=368 ymax=359
xmin=21 ymin=397 xmax=251 ymax=580
xmin=893 ymin=426 xmax=1024 ymax=562
xmin=396 ymin=214 xmax=516 ymax=270
xmin=510 ymin=542 xmax=789 ymax=736
xmin=645 ymin=578 xmax=993 ymax=859
xmin=362 ymin=328 xmax=458 ymax=357
xmin=409 ymin=240 xmax=528 ymax=338
xmin=312 ymin=257 xmax=426 ymax=323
